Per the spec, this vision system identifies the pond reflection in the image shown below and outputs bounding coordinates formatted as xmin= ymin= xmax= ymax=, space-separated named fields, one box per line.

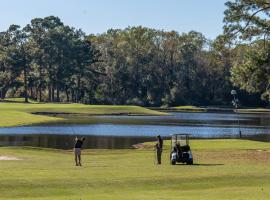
xmin=0 ymin=112 xmax=269 ymax=148
xmin=0 ymin=135 xmax=159 ymax=149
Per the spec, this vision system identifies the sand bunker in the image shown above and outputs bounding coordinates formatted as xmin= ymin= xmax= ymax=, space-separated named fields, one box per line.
xmin=0 ymin=156 xmax=22 ymax=161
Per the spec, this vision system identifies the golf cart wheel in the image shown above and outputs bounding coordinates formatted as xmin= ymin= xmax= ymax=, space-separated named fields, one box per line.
xmin=187 ymin=160 xmax=193 ymax=165
xmin=171 ymin=160 xmax=176 ymax=165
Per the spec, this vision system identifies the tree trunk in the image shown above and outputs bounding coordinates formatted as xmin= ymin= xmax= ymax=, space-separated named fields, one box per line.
xmin=56 ymin=87 xmax=60 ymax=102
xmin=66 ymin=90 xmax=70 ymax=102
xmin=0 ymin=88 xmax=6 ymax=100
xmin=39 ymin=87 xmax=42 ymax=102
xmin=77 ymin=78 xmax=81 ymax=103
xmin=71 ymin=90 xmax=75 ymax=102
xmin=51 ymin=85 xmax=55 ymax=102
xmin=35 ymin=87 xmax=38 ymax=100
xmin=39 ymin=65 xmax=43 ymax=102
xmin=23 ymin=63 xmax=29 ymax=103
xmin=48 ymin=85 xmax=51 ymax=102
xmin=30 ymin=87 xmax=34 ymax=99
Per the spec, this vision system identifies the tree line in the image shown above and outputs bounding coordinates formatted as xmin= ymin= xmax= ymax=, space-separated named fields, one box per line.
xmin=0 ymin=1 xmax=269 ymax=107
xmin=0 ymin=16 xmax=100 ymax=103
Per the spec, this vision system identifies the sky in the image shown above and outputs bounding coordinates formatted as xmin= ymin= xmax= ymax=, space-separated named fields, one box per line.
xmin=0 ymin=0 xmax=227 ymax=40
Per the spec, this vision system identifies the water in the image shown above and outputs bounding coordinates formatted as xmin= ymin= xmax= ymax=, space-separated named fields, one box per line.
xmin=0 ymin=112 xmax=269 ymax=148
xmin=0 ymin=135 xmax=155 ymax=149
xmin=0 ymin=124 xmax=269 ymax=137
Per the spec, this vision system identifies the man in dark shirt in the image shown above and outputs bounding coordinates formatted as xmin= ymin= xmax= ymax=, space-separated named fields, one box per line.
xmin=155 ymin=135 xmax=163 ymax=164
xmin=74 ymin=137 xmax=86 ymax=166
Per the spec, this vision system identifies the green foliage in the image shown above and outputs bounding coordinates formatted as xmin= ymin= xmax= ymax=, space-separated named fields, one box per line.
xmin=0 ymin=16 xmax=101 ymax=103
xmin=223 ymin=1 xmax=270 ymax=103
xmin=224 ymin=0 xmax=270 ymax=40
xmin=231 ymin=43 xmax=270 ymax=101
xmin=91 ymin=28 xmax=234 ymax=106
xmin=0 ymin=15 xmax=266 ymax=106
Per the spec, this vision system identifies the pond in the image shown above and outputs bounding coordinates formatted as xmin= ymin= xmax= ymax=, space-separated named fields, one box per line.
xmin=0 ymin=112 xmax=269 ymax=148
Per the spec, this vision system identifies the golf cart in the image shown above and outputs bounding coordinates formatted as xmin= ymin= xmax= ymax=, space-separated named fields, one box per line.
xmin=170 ymin=134 xmax=193 ymax=165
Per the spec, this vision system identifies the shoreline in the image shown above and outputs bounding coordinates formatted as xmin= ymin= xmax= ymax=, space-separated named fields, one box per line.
xmin=0 ymin=134 xmax=269 ymax=150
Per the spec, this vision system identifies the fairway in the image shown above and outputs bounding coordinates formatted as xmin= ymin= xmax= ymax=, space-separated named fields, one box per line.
xmin=0 ymin=139 xmax=269 ymax=200
xmin=173 ymin=106 xmax=206 ymax=112
xmin=0 ymin=102 xmax=166 ymax=127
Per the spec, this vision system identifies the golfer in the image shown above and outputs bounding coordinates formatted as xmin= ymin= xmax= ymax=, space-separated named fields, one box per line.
xmin=74 ymin=137 xmax=86 ymax=166
xmin=155 ymin=135 xmax=163 ymax=164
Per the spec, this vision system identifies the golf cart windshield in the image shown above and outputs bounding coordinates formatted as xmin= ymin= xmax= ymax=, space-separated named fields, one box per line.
xmin=172 ymin=134 xmax=189 ymax=147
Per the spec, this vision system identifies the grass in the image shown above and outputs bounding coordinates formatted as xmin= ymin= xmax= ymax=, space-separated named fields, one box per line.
xmin=3 ymin=98 xmax=39 ymax=104
xmin=0 ymin=139 xmax=269 ymax=200
xmin=0 ymin=102 xmax=166 ymax=127
xmin=236 ymin=108 xmax=270 ymax=114
xmin=173 ymin=106 xmax=206 ymax=112
xmin=0 ymin=111 xmax=63 ymax=127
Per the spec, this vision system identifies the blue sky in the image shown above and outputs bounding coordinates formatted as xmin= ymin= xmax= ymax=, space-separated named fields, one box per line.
xmin=0 ymin=0 xmax=227 ymax=39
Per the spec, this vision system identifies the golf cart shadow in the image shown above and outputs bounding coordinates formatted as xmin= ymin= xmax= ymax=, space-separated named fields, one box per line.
xmin=169 ymin=162 xmax=224 ymax=166
xmin=189 ymin=163 xmax=224 ymax=166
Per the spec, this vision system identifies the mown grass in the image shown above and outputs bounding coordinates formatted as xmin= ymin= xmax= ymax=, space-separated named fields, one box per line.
xmin=0 ymin=139 xmax=269 ymax=200
xmin=0 ymin=111 xmax=63 ymax=127
xmin=0 ymin=102 xmax=166 ymax=127
xmin=173 ymin=106 xmax=206 ymax=112
xmin=237 ymin=108 xmax=270 ymax=114
xmin=3 ymin=98 xmax=39 ymax=104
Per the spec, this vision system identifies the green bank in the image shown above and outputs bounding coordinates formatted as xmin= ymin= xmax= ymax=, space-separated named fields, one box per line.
xmin=173 ymin=105 xmax=206 ymax=112
xmin=0 ymin=139 xmax=269 ymax=200
xmin=236 ymin=108 xmax=270 ymax=114
xmin=0 ymin=102 xmax=166 ymax=127
xmin=151 ymin=105 xmax=206 ymax=113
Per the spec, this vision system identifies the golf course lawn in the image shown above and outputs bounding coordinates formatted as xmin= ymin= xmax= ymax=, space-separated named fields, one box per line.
xmin=173 ymin=106 xmax=206 ymax=112
xmin=0 ymin=139 xmax=269 ymax=200
xmin=0 ymin=102 xmax=166 ymax=127
xmin=236 ymin=108 xmax=270 ymax=114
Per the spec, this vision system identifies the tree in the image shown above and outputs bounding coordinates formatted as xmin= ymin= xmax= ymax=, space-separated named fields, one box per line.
xmin=224 ymin=1 xmax=270 ymax=102
xmin=0 ymin=31 xmax=17 ymax=99
xmin=0 ymin=25 xmax=32 ymax=102
xmin=24 ymin=18 xmax=49 ymax=101
xmin=201 ymin=35 xmax=234 ymax=104
xmin=231 ymin=42 xmax=270 ymax=101
xmin=71 ymin=30 xmax=101 ymax=103
xmin=0 ymin=15 xmax=264 ymax=106
xmin=224 ymin=0 xmax=270 ymax=41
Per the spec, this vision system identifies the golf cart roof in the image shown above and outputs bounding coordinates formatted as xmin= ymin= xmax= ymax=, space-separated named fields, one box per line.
xmin=171 ymin=134 xmax=190 ymax=147
xmin=171 ymin=134 xmax=189 ymax=136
